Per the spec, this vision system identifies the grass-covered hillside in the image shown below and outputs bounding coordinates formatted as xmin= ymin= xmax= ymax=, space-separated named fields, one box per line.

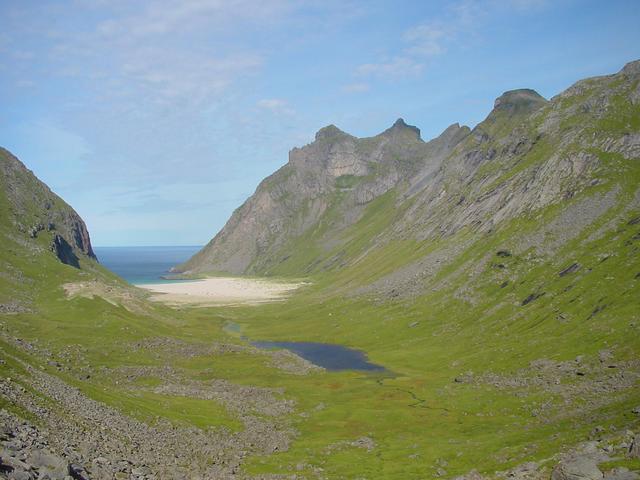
xmin=0 ymin=61 xmax=639 ymax=480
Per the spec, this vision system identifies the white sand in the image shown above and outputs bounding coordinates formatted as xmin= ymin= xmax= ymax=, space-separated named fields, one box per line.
xmin=137 ymin=277 xmax=304 ymax=306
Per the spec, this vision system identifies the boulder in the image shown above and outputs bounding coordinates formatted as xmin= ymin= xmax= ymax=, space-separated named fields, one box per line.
xmin=551 ymin=457 xmax=603 ymax=480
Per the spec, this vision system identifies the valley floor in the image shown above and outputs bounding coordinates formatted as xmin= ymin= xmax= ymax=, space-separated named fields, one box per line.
xmin=1 ymin=266 xmax=639 ymax=479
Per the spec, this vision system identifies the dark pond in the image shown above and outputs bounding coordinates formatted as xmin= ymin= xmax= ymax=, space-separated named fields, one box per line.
xmin=251 ymin=341 xmax=385 ymax=372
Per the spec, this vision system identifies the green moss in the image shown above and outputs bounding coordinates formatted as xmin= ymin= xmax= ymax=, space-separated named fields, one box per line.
xmin=599 ymin=458 xmax=640 ymax=472
xmin=335 ymin=174 xmax=362 ymax=189
xmin=596 ymin=89 xmax=640 ymax=133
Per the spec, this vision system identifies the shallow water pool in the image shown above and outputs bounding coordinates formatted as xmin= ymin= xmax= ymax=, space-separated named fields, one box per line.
xmin=251 ymin=340 xmax=385 ymax=372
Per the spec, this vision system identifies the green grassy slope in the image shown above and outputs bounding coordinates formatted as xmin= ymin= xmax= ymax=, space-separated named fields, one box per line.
xmin=223 ymin=166 xmax=640 ymax=477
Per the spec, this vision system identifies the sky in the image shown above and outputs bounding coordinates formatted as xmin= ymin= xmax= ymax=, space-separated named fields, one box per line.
xmin=1 ymin=0 xmax=639 ymax=246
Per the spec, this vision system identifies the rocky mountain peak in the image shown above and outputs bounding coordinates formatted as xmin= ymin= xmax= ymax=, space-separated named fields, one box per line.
xmin=493 ymin=88 xmax=547 ymax=114
xmin=379 ymin=118 xmax=422 ymax=141
xmin=314 ymin=124 xmax=351 ymax=142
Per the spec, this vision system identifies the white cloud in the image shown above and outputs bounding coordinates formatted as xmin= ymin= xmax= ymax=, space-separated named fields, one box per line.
xmin=341 ymin=82 xmax=369 ymax=93
xmin=118 ymin=47 xmax=263 ymax=103
xmin=357 ymin=57 xmax=425 ymax=79
xmin=257 ymin=98 xmax=295 ymax=115
xmin=257 ymin=98 xmax=287 ymax=109
xmin=25 ymin=1 xmax=289 ymax=108
xmin=355 ymin=8 xmax=460 ymax=80
xmin=95 ymin=0 xmax=293 ymax=38
xmin=355 ymin=0 xmax=543 ymax=81
xmin=403 ymin=23 xmax=449 ymax=57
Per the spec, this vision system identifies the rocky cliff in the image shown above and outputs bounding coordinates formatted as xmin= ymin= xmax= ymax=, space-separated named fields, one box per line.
xmin=177 ymin=117 xmax=470 ymax=274
xmin=0 ymin=148 xmax=96 ymax=268
xmin=178 ymin=60 xmax=640 ymax=283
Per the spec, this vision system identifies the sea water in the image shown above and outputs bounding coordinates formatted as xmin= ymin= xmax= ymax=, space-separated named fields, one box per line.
xmin=93 ymin=246 xmax=201 ymax=285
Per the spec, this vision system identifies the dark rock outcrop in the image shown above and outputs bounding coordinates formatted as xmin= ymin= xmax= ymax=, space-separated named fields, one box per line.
xmin=560 ymin=263 xmax=581 ymax=276
xmin=50 ymin=234 xmax=80 ymax=268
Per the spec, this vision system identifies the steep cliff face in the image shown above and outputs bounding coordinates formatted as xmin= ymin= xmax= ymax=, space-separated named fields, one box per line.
xmin=177 ymin=119 xmax=470 ymax=274
xmin=0 ymin=148 xmax=96 ymax=268
xmin=180 ymin=60 xmax=640 ymax=281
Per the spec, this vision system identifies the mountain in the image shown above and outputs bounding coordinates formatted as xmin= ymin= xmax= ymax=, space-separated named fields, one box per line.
xmin=0 ymin=147 xmax=100 ymax=316
xmin=177 ymin=118 xmax=470 ymax=274
xmin=0 ymin=147 xmax=96 ymax=269
xmin=178 ymin=60 xmax=640 ymax=286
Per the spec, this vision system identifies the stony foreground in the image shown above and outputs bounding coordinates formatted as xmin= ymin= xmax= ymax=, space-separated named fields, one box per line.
xmin=0 ymin=332 xmax=307 ymax=480
xmin=2 ymin=404 xmax=640 ymax=479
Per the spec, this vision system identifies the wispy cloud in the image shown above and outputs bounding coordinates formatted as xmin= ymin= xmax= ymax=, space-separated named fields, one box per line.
xmin=357 ymin=57 xmax=425 ymax=79
xmin=118 ymin=48 xmax=263 ymax=103
xmin=36 ymin=1 xmax=278 ymax=106
xmin=95 ymin=0 xmax=292 ymax=38
xmin=355 ymin=1 xmax=480 ymax=80
xmin=341 ymin=82 xmax=370 ymax=93
xmin=257 ymin=98 xmax=295 ymax=115
xmin=403 ymin=23 xmax=450 ymax=57
xmin=355 ymin=0 xmax=546 ymax=81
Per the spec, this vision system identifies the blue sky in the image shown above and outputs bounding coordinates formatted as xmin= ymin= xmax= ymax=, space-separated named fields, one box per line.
xmin=1 ymin=0 xmax=639 ymax=246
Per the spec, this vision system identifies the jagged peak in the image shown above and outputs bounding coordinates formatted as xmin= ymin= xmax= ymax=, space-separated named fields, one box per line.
xmin=379 ymin=118 xmax=421 ymax=140
xmin=440 ymin=122 xmax=464 ymax=138
xmin=493 ymin=89 xmax=547 ymax=113
xmin=314 ymin=124 xmax=351 ymax=142
xmin=436 ymin=122 xmax=470 ymax=146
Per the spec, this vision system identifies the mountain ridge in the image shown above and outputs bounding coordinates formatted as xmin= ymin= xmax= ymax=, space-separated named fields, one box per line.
xmin=177 ymin=60 xmax=640 ymax=281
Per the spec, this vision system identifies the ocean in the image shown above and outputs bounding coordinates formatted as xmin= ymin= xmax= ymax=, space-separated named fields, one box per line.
xmin=93 ymin=246 xmax=202 ymax=285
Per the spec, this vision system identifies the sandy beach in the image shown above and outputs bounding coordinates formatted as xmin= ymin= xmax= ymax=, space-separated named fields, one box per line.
xmin=138 ymin=277 xmax=305 ymax=306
